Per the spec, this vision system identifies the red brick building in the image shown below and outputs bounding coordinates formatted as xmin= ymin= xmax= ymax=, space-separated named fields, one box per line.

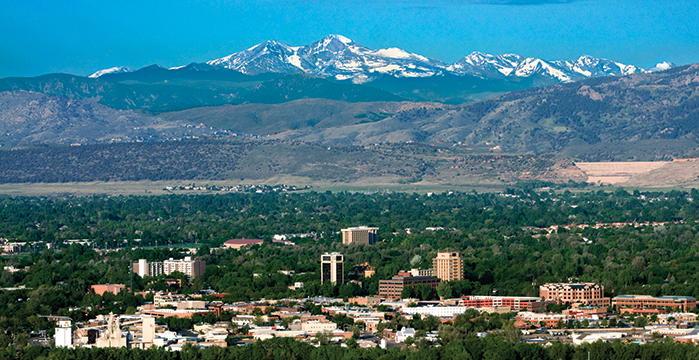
xmin=612 ymin=295 xmax=697 ymax=314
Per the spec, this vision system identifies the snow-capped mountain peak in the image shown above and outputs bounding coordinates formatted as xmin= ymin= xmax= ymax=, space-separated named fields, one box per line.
xmin=183 ymin=35 xmax=656 ymax=84
xmin=88 ymin=66 xmax=130 ymax=78
xmin=205 ymin=34 xmax=443 ymax=80
xmin=515 ymin=57 xmax=573 ymax=82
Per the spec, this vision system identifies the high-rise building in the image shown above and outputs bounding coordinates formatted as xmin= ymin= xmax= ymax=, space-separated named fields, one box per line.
xmin=341 ymin=226 xmax=379 ymax=245
xmin=321 ymin=252 xmax=344 ymax=285
xmin=131 ymin=259 xmax=164 ymax=278
xmin=163 ymin=257 xmax=206 ymax=278
xmin=132 ymin=257 xmax=204 ymax=278
xmin=432 ymin=252 xmax=464 ymax=282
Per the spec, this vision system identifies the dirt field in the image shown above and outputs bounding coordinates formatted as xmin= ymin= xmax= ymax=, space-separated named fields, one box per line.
xmin=575 ymin=161 xmax=672 ymax=184
xmin=575 ymin=159 xmax=699 ymax=187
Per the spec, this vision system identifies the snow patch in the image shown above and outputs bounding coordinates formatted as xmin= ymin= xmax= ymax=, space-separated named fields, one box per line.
xmin=88 ymin=66 xmax=129 ymax=78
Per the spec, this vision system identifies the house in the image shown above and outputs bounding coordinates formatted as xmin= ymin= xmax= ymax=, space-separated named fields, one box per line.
xmin=395 ymin=327 xmax=416 ymax=343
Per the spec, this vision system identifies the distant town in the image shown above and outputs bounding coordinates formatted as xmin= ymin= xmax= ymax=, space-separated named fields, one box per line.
xmin=14 ymin=225 xmax=696 ymax=351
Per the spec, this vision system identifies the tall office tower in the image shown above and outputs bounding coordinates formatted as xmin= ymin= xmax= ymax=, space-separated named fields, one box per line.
xmin=321 ymin=252 xmax=344 ymax=285
xmin=432 ymin=251 xmax=464 ymax=281
xmin=341 ymin=226 xmax=379 ymax=245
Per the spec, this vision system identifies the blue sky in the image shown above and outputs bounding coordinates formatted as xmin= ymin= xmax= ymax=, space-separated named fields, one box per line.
xmin=1 ymin=0 xmax=697 ymax=77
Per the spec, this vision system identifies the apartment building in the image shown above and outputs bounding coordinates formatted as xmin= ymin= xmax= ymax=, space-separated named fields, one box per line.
xmin=341 ymin=226 xmax=378 ymax=245
xmin=132 ymin=257 xmax=205 ymax=279
xmin=163 ymin=257 xmax=206 ymax=278
xmin=132 ymin=259 xmax=164 ymax=278
xmin=539 ymin=282 xmax=609 ymax=306
xmin=432 ymin=252 xmax=464 ymax=281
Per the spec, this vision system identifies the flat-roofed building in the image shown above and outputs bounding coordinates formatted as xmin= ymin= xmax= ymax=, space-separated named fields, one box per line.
xmin=460 ymin=295 xmax=545 ymax=312
xmin=341 ymin=226 xmax=378 ymax=245
xmin=163 ymin=257 xmax=206 ymax=278
xmin=321 ymin=252 xmax=344 ymax=285
xmin=378 ymin=272 xmax=440 ymax=300
xmin=612 ymin=295 xmax=697 ymax=313
xmin=409 ymin=268 xmax=434 ymax=277
xmin=132 ymin=259 xmax=164 ymax=278
xmin=432 ymin=252 xmax=464 ymax=281
xmin=539 ymin=282 xmax=609 ymax=306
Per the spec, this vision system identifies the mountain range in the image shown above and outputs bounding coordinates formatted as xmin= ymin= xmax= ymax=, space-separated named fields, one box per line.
xmin=93 ymin=34 xmax=670 ymax=84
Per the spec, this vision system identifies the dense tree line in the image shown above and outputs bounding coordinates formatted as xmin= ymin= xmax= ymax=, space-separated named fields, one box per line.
xmin=0 ymin=337 xmax=698 ymax=360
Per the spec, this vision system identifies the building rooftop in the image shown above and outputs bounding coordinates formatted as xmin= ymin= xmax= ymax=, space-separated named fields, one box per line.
xmin=224 ymin=238 xmax=264 ymax=245
xmin=613 ymin=295 xmax=696 ymax=301
xmin=341 ymin=226 xmax=378 ymax=231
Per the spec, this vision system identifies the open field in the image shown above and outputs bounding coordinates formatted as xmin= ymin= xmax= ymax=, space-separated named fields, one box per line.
xmin=0 ymin=177 xmax=508 ymax=196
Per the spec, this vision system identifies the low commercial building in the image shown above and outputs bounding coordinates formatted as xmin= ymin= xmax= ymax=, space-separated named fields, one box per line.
xmin=515 ymin=312 xmax=568 ymax=328
xmin=402 ymin=305 xmax=469 ymax=318
xmin=378 ymin=272 xmax=440 ymax=300
xmin=657 ymin=312 xmax=698 ymax=325
xmin=349 ymin=262 xmax=375 ymax=279
xmin=300 ymin=319 xmax=338 ymax=334
xmin=341 ymin=226 xmax=378 ymax=245
xmin=223 ymin=238 xmax=264 ymax=250
xmin=460 ymin=296 xmax=545 ymax=312
xmin=539 ymin=282 xmax=609 ymax=306
xmin=612 ymin=295 xmax=697 ymax=313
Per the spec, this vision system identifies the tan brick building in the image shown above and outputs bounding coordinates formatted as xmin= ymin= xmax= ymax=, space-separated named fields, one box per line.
xmin=432 ymin=251 xmax=464 ymax=281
